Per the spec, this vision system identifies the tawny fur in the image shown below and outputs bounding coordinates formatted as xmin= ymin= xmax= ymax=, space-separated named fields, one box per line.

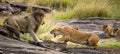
xmin=103 ymin=24 xmax=113 ymax=38
xmin=3 ymin=10 xmax=45 ymax=42
xmin=50 ymin=26 xmax=99 ymax=48
xmin=113 ymin=28 xmax=120 ymax=41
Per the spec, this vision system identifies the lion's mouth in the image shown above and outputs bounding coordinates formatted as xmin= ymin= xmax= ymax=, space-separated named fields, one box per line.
xmin=53 ymin=33 xmax=57 ymax=38
xmin=50 ymin=31 xmax=58 ymax=38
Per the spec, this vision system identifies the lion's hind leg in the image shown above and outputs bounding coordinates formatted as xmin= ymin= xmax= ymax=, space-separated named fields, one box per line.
xmin=87 ymin=40 xmax=98 ymax=49
xmin=8 ymin=30 xmax=20 ymax=40
xmin=87 ymin=35 xmax=99 ymax=49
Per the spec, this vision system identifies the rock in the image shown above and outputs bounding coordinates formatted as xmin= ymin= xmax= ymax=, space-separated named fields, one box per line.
xmin=113 ymin=22 xmax=120 ymax=28
xmin=0 ymin=3 xmax=6 ymax=12
xmin=32 ymin=5 xmax=52 ymax=13
xmin=0 ymin=1 xmax=28 ymax=14
xmin=10 ymin=1 xmax=28 ymax=11
xmin=0 ymin=35 xmax=65 ymax=54
xmin=0 ymin=25 xmax=9 ymax=36
xmin=0 ymin=51 xmax=3 ymax=54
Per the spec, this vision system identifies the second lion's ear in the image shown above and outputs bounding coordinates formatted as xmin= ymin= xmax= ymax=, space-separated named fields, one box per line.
xmin=74 ymin=27 xmax=79 ymax=30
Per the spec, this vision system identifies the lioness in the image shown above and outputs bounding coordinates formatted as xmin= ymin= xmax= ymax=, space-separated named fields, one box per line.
xmin=3 ymin=6 xmax=51 ymax=45
xmin=103 ymin=24 xmax=113 ymax=38
xmin=50 ymin=26 xmax=99 ymax=48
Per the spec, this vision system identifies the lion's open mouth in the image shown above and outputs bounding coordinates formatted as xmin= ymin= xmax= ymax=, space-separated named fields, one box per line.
xmin=53 ymin=33 xmax=57 ymax=38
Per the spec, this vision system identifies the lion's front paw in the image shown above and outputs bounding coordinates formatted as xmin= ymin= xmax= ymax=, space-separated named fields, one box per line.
xmin=36 ymin=42 xmax=46 ymax=47
xmin=29 ymin=40 xmax=47 ymax=48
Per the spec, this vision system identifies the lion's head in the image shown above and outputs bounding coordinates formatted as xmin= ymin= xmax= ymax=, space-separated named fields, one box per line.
xmin=103 ymin=24 xmax=113 ymax=30
xmin=113 ymin=28 xmax=120 ymax=36
xmin=103 ymin=24 xmax=113 ymax=37
xmin=113 ymin=28 xmax=120 ymax=41
xmin=50 ymin=26 xmax=78 ymax=38
xmin=50 ymin=27 xmax=64 ymax=38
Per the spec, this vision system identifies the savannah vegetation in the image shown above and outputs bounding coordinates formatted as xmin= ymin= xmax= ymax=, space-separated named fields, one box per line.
xmin=0 ymin=0 xmax=120 ymax=48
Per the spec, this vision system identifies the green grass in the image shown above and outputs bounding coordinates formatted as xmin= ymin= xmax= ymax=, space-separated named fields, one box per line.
xmin=67 ymin=38 xmax=120 ymax=48
xmin=51 ymin=0 xmax=120 ymax=20
xmin=99 ymin=43 xmax=120 ymax=48
xmin=37 ymin=14 xmax=53 ymax=34
xmin=53 ymin=7 xmax=110 ymax=20
xmin=6 ymin=0 xmax=120 ymax=19
xmin=98 ymin=38 xmax=120 ymax=48
xmin=37 ymin=0 xmax=78 ymax=10
xmin=20 ymin=33 xmax=33 ymax=41
xmin=109 ymin=7 xmax=120 ymax=18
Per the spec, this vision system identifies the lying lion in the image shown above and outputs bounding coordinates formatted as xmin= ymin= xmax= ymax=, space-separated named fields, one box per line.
xmin=50 ymin=26 xmax=99 ymax=49
xmin=113 ymin=28 xmax=120 ymax=41
xmin=103 ymin=24 xmax=113 ymax=38
xmin=3 ymin=6 xmax=51 ymax=45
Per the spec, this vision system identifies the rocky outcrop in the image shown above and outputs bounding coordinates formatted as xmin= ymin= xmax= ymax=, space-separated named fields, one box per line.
xmin=0 ymin=18 xmax=120 ymax=54
xmin=0 ymin=1 xmax=28 ymax=14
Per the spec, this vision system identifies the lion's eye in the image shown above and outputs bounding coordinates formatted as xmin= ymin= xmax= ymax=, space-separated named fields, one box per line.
xmin=57 ymin=29 xmax=60 ymax=31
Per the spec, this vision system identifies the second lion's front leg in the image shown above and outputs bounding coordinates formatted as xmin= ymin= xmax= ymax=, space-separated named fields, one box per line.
xmin=28 ymin=30 xmax=42 ymax=42
xmin=28 ymin=30 xmax=47 ymax=47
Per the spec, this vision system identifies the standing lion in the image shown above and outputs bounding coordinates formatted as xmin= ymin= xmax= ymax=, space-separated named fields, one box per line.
xmin=3 ymin=6 xmax=51 ymax=46
xmin=50 ymin=26 xmax=99 ymax=49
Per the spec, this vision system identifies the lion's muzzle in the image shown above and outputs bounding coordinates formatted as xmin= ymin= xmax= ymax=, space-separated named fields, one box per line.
xmin=50 ymin=30 xmax=57 ymax=38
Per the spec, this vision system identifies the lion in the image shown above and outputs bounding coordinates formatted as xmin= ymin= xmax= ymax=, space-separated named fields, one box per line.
xmin=50 ymin=26 xmax=99 ymax=49
xmin=113 ymin=28 xmax=120 ymax=41
xmin=103 ymin=24 xmax=113 ymax=38
xmin=3 ymin=6 xmax=51 ymax=45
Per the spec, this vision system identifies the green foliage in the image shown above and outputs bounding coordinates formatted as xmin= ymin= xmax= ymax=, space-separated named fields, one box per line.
xmin=53 ymin=11 xmax=74 ymax=20
xmin=7 ymin=0 xmax=120 ymax=19
xmin=37 ymin=14 xmax=53 ymax=34
xmin=52 ymin=0 xmax=120 ymax=20
xmin=109 ymin=7 xmax=120 ymax=18
xmin=37 ymin=0 xmax=78 ymax=10
xmin=38 ymin=24 xmax=53 ymax=34
xmin=20 ymin=33 xmax=32 ymax=41
xmin=67 ymin=38 xmax=120 ymax=48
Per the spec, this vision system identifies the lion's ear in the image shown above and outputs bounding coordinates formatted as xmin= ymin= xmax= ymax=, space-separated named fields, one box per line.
xmin=117 ymin=28 xmax=120 ymax=30
xmin=103 ymin=24 xmax=107 ymax=28
xmin=74 ymin=27 xmax=79 ymax=30
xmin=24 ymin=16 xmax=28 ymax=18
xmin=103 ymin=25 xmax=107 ymax=27
xmin=113 ymin=28 xmax=119 ymax=32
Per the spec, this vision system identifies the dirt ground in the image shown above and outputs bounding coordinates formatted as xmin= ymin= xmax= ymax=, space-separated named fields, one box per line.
xmin=0 ymin=17 xmax=120 ymax=54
